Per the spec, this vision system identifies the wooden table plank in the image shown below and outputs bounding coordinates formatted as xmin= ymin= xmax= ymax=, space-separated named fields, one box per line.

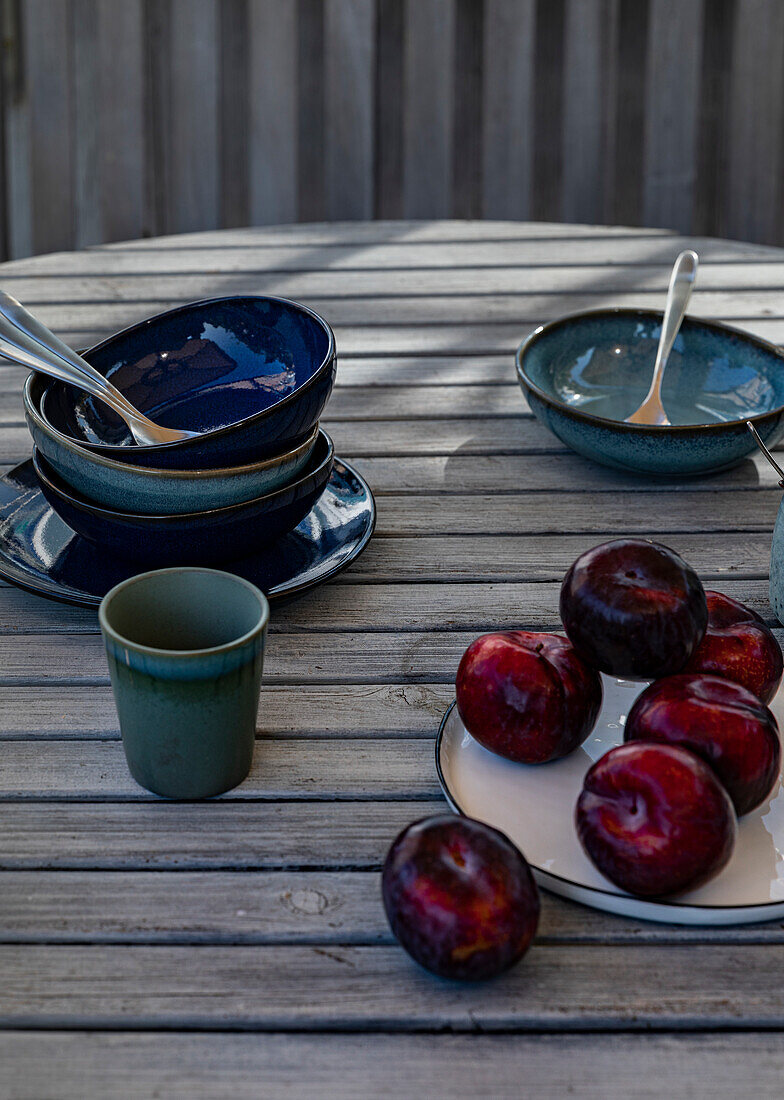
xmin=0 ymin=424 xmax=782 ymax=486
xmin=29 ymin=319 xmax=784 ymax=359
xmin=0 ymin=739 xmax=440 ymax=800
xmin=9 ymin=257 xmax=784 ymax=299
xmin=3 ymin=871 xmax=784 ymax=947
xmin=0 ymin=578 xmax=775 ymax=637
xmin=372 ymin=496 xmax=779 ymax=536
xmin=5 ymin=620 xmax=783 ymax=685
xmin=86 ymin=221 xmax=679 ymax=242
xmin=17 ymin=287 xmax=784 ymax=331
xmin=294 ymin=534 xmax=771 ymax=581
xmin=0 ymin=1032 xmax=781 ymax=1100
xmin=3 ymin=942 xmax=784 ymax=1030
xmin=0 ymin=683 xmax=454 ymax=739
xmin=0 ymin=479 xmax=776 ymax=540
xmin=349 ymin=453 xmax=781 ymax=492
xmin=0 ymin=800 xmax=445 ymax=869
xmin=0 ymin=233 xmax=774 ymax=275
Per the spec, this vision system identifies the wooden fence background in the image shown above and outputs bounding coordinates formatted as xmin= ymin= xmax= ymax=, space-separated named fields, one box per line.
xmin=0 ymin=0 xmax=782 ymax=259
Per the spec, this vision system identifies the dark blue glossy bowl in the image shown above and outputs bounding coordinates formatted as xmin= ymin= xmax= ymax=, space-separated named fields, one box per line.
xmin=517 ymin=308 xmax=784 ymax=477
xmin=39 ymin=295 xmax=336 ymax=469
xmin=32 ymin=430 xmax=335 ymax=566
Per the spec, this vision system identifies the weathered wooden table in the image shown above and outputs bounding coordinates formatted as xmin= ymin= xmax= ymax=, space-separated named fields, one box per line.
xmin=2 ymin=221 xmax=784 ymax=1097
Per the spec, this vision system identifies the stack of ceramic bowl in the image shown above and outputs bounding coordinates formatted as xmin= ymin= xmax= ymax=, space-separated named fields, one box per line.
xmin=23 ymin=296 xmax=338 ymax=566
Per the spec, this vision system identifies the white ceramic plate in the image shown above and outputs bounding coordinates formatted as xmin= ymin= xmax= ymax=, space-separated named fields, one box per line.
xmin=436 ymin=676 xmax=784 ymax=925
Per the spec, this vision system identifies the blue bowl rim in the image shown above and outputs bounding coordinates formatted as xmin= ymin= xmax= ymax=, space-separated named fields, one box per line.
xmin=33 ymin=429 xmax=335 ymax=524
xmin=24 ymin=371 xmax=320 ymax=479
xmin=39 ymin=293 xmax=337 ymax=456
xmin=515 ymin=307 xmax=784 ymax=434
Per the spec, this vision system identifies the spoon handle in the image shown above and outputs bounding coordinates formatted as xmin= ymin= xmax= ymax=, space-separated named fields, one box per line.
xmin=0 ymin=291 xmax=142 ymax=416
xmin=747 ymin=420 xmax=784 ymax=486
xmin=0 ymin=293 xmax=153 ymax=431
xmin=0 ymin=326 xmax=149 ymax=431
xmin=0 ymin=290 xmax=101 ymax=381
xmin=646 ymin=250 xmax=699 ymax=408
xmin=625 ymin=249 xmax=698 ymax=426
xmin=0 ymin=289 xmax=197 ymax=446
xmin=0 ymin=317 xmax=156 ymax=439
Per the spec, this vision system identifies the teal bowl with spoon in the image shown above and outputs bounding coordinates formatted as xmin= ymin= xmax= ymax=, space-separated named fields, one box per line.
xmin=516 ymin=308 xmax=784 ymax=477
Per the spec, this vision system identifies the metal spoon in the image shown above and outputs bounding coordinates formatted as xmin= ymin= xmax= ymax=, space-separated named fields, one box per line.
xmin=747 ymin=420 xmax=784 ymax=486
xmin=625 ymin=250 xmax=699 ymax=426
xmin=0 ymin=290 xmax=197 ymax=445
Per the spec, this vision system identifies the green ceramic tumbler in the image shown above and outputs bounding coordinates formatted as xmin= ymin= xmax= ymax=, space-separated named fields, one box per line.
xmin=99 ymin=567 xmax=269 ymax=798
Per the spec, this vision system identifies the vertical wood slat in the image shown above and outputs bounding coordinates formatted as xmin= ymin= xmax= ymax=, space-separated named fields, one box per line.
xmin=1 ymin=0 xmax=32 ymax=258
xmin=72 ymin=0 xmax=101 ymax=248
xmin=611 ymin=0 xmax=649 ymax=227
xmin=451 ymin=0 xmax=484 ymax=219
xmin=24 ymin=0 xmax=74 ymax=254
xmin=642 ymin=0 xmax=704 ymax=232
xmin=98 ymin=0 xmax=145 ymax=244
xmin=248 ymin=0 xmax=298 ymax=225
xmin=297 ymin=0 xmax=326 ymax=222
xmin=168 ymin=0 xmax=219 ymax=233
xmin=0 ymin=1 xmax=8 ymax=260
xmin=693 ymin=0 xmax=734 ymax=238
xmin=531 ymin=0 xmax=565 ymax=222
xmin=481 ymin=0 xmax=536 ymax=220
xmin=726 ymin=0 xmax=784 ymax=245
xmin=403 ymin=0 xmax=455 ymax=218
xmin=374 ymin=0 xmax=404 ymax=218
xmin=73 ymin=0 xmax=145 ymax=249
xmin=324 ymin=0 xmax=375 ymax=219
xmin=143 ymin=0 xmax=172 ymax=239
xmin=219 ymin=0 xmax=250 ymax=229
xmin=561 ymin=0 xmax=617 ymax=225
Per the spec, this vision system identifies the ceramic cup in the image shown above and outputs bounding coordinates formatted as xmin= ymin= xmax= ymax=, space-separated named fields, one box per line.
xmin=99 ymin=567 xmax=269 ymax=798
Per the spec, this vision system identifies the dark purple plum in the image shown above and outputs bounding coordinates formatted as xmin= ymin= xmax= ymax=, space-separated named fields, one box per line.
xmin=382 ymin=815 xmax=540 ymax=980
xmin=576 ymin=742 xmax=736 ymax=897
xmin=683 ymin=590 xmax=783 ymax=704
xmin=455 ymin=631 xmax=602 ymax=764
xmin=560 ymin=538 xmax=707 ymax=679
xmin=624 ymin=672 xmax=781 ymax=816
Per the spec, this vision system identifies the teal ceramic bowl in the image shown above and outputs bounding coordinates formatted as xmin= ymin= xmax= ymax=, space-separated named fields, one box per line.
xmin=32 ymin=430 xmax=335 ymax=566
xmin=25 ymin=372 xmax=318 ymax=514
xmin=516 ymin=308 xmax=784 ymax=477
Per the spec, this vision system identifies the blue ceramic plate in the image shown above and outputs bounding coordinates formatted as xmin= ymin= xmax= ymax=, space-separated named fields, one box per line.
xmin=39 ymin=295 xmax=337 ymax=469
xmin=0 ymin=457 xmax=375 ymax=607
xmin=517 ymin=308 xmax=784 ymax=476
